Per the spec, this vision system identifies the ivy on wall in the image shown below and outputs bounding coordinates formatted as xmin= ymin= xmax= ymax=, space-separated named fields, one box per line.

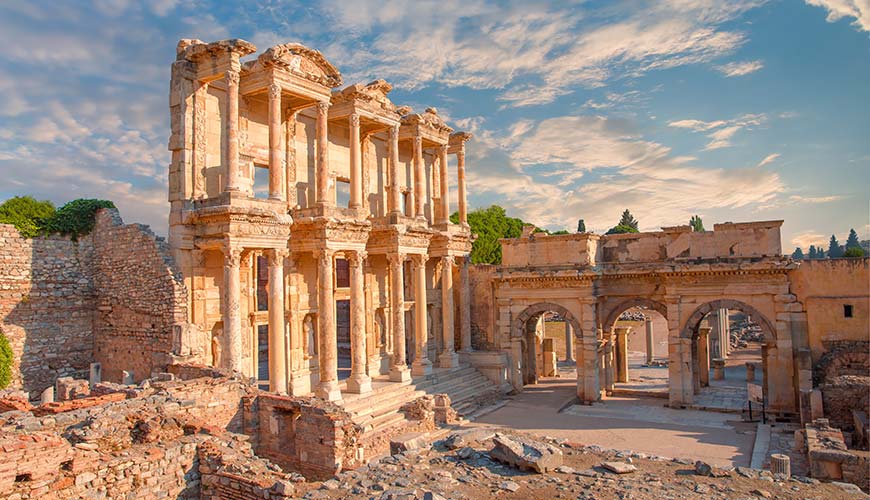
xmin=0 ymin=196 xmax=115 ymax=241
xmin=0 ymin=330 xmax=12 ymax=390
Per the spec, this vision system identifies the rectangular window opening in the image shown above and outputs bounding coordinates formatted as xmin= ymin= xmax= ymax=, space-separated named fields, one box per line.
xmin=844 ymin=304 xmax=853 ymax=318
xmin=335 ymin=258 xmax=350 ymax=288
xmin=253 ymin=165 xmax=270 ymax=199
xmin=336 ymin=177 xmax=350 ymax=207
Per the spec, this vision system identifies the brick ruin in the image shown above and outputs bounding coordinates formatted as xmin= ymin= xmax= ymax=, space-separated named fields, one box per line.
xmin=1 ymin=36 xmax=868 ymax=496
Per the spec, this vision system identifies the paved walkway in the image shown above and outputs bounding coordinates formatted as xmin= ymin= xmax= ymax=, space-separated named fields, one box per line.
xmin=470 ymin=377 xmax=757 ymax=467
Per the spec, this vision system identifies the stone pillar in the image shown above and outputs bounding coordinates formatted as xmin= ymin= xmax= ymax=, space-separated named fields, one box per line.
xmin=412 ymin=136 xmax=424 ymax=218
xmin=459 ymin=255 xmax=472 ymax=352
xmin=604 ymin=337 xmax=614 ymax=395
xmin=746 ymin=362 xmax=757 ymax=382
xmin=315 ymin=101 xmax=331 ymax=206
xmin=347 ymin=251 xmax=371 ymax=393
xmin=223 ymin=70 xmax=241 ymax=192
xmin=645 ymin=316 xmax=654 ymax=364
xmin=316 ymin=249 xmax=340 ymax=401
xmin=222 ymin=245 xmax=242 ymax=372
xmin=388 ymin=253 xmax=411 ymax=382
xmin=439 ymin=256 xmax=458 ymax=368
xmin=614 ymin=327 xmax=629 ymax=383
xmin=698 ymin=326 xmax=711 ymax=387
xmin=267 ymin=249 xmax=287 ymax=394
xmin=267 ymin=83 xmax=284 ymax=201
xmin=349 ymin=113 xmax=362 ymax=209
xmin=564 ymin=323 xmax=575 ymax=362
xmin=387 ymin=125 xmax=401 ymax=215
xmin=718 ymin=308 xmax=729 ymax=358
xmin=712 ymin=358 xmax=726 ymax=380
xmin=456 ymin=145 xmax=468 ymax=226
xmin=411 ymin=254 xmax=431 ymax=376
xmin=438 ymin=145 xmax=449 ymax=224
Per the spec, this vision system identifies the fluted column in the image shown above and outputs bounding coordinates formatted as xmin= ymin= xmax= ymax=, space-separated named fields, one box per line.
xmin=315 ymin=101 xmax=331 ymax=207
xmin=347 ymin=251 xmax=371 ymax=393
xmin=411 ymin=254 xmax=432 ymax=376
xmin=412 ymin=136 xmax=423 ymax=218
xmin=223 ymin=70 xmax=241 ymax=192
xmin=718 ymin=308 xmax=729 ymax=358
xmin=267 ymin=248 xmax=288 ymax=393
xmin=438 ymin=145 xmax=449 ymax=224
xmin=459 ymin=255 xmax=472 ymax=352
xmin=268 ymin=83 xmax=284 ymax=201
xmin=316 ymin=249 xmax=340 ymax=401
xmin=348 ymin=113 xmax=362 ymax=209
xmin=439 ymin=256 xmax=458 ymax=368
xmin=614 ymin=326 xmax=629 ymax=383
xmin=388 ymin=126 xmax=400 ymax=215
xmin=456 ymin=145 xmax=467 ymax=226
xmin=388 ymin=253 xmax=411 ymax=382
xmin=222 ymin=244 xmax=242 ymax=371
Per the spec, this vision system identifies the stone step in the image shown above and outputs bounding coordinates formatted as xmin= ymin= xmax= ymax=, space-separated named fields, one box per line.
xmin=342 ymin=368 xmax=484 ymax=415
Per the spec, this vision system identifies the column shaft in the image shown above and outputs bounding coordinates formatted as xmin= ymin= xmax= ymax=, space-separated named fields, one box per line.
xmin=347 ymin=251 xmax=371 ymax=393
xmin=349 ymin=113 xmax=362 ymax=208
xmin=459 ymin=256 xmax=472 ymax=352
xmin=411 ymin=255 xmax=432 ymax=376
xmin=223 ymin=70 xmax=241 ymax=192
xmin=267 ymin=84 xmax=284 ymax=200
xmin=698 ymin=327 xmax=711 ymax=387
xmin=316 ymin=250 xmax=340 ymax=401
xmin=614 ymin=327 xmax=629 ymax=383
xmin=222 ymin=246 xmax=242 ymax=371
xmin=645 ymin=317 xmax=654 ymax=364
xmin=718 ymin=308 xmax=730 ymax=357
xmin=565 ymin=323 xmax=575 ymax=362
xmin=388 ymin=253 xmax=411 ymax=382
xmin=315 ymin=101 xmax=330 ymax=206
xmin=267 ymin=249 xmax=287 ymax=393
xmin=412 ymin=136 xmax=423 ymax=218
xmin=388 ymin=126 xmax=401 ymax=215
xmin=604 ymin=337 xmax=614 ymax=395
xmin=439 ymin=256 xmax=458 ymax=368
xmin=457 ymin=147 xmax=468 ymax=225
xmin=438 ymin=146 xmax=449 ymax=224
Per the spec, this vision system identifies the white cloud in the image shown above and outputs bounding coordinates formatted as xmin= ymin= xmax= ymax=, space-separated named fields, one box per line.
xmin=757 ymin=153 xmax=780 ymax=167
xmin=788 ymin=194 xmax=845 ymax=203
xmin=668 ymin=113 xmax=766 ymax=150
xmin=715 ymin=59 xmax=764 ymax=77
xmin=791 ymin=231 xmax=827 ymax=249
xmin=805 ymin=0 xmax=870 ymax=32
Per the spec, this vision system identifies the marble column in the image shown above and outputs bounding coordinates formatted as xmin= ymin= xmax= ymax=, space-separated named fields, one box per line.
xmin=459 ymin=255 xmax=472 ymax=352
xmin=222 ymin=244 xmax=242 ymax=372
xmin=718 ymin=308 xmax=730 ymax=358
xmin=412 ymin=136 xmax=423 ymax=218
xmin=614 ymin=327 xmax=629 ymax=383
xmin=438 ymin=145 xmax=449 ymax=225
xmin=456 ymin=146 xmax=468 ymax=226
xmin=316 ymin=249 xmax=340 ymax=401
xmin=604 ymin=337 xmax=614 ymax=395
xmin=564 ymin=323 xmax=575 ymax=362
xmin=439 ymin=256 xmax=458 ymax=368
xmin=698 ymin=326 xmax=711 ymax=387
xmin=223 ymin=70 xmax=241 ymax=192
xmin=349 ymin=113 xmax=362 ymax=209
xmin=315 ymin=101 xmax=331 ymax=207
xmin=347 ymin=251 xmax=371 ymax=393
xmin=267 ymin=83 xmax=284 ymax=201
xmin=387 ymin=253 xmax=410 ymax=382
xmin=267 ymin=249 xmax=287 ymax=393
xmin=411 ymin=254 xmax=432 ymax=376
xmin=645 ymin=316 xmax=654 ymax=364
xmin=387 ymin=125 xmax=401 ymax=215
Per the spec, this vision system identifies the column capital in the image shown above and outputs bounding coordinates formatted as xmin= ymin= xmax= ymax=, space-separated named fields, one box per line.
xmin=223 ymin=243 xmax=242 ymax=268
xmin=268 ymin=83 xmax=281 ymax=100
xmin=389 ymin=124 xmax=400 ymax=139
xmin=225 ymin=69 xmax=240 ymax=86
xmin=266 ymin=248 xmax=289 ymax=266
xmin=441 ymin=255 xmax=454 ymax=266
xmin=412 ymin=135 xmax=423 ymax=148
xmin=347 ymin=250 xmax=367 ymax=267
xmin=349 ymin=112 xmax=360 ymax=127
xmin=410 ymin=254 xmax=429 ymax=267
xmin=316 ymin=100 xmax=330 ymax=113
xmin=314 ymin=248 xmax=336 ymax=261
xmin=386 ymin=252 xmax=406 ymax=266
xmin=438 ymin=144 xmax=449 ymax=155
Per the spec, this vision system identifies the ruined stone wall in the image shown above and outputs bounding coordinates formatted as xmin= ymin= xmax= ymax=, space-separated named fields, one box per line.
xmin=91 ymin=209 xmax=190 ymax=384
xmin=0 ymin=224 xmax=96 ymax=395
xmin=468 ymin=264 xmax=496 ymax=350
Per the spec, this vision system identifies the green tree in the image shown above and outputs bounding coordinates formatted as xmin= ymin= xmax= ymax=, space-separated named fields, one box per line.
xmin=791 ymin=247 xmax=804 ymax=260
xmin=844 ymin=247 xmax=866 ymax=258
xmin=827 ymin=234 xmax=844 ymax=258
xmin=845 ymin=229 xmax=861 ymax=250
xmin=618 ymin=209 xmax=639 ymax=230
xmin=450 ymin=205 xmax=525 ymax=264
xmin=817 ymin=247 xmax=826 ymax=259
xmin=808 ymin=245 xmax=817 ymax=259
xmin=0 ymin=196 xmax=56 ymax=238
xmin=0 ymin=330 xmax=12 ymax=390
xmin=605 ymin=224 xmax=640 ymax=235
xmin=46 ymin=198 xmax=115 ymax=240
xmin=689 ymin=215 xmax=705 ymax=232
xmin=577 ymin=219 xmax=586 ymax=233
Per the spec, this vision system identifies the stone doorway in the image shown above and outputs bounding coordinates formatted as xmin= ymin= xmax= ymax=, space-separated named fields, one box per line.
xmin=513 ymin=303 xmax=582 ymax=388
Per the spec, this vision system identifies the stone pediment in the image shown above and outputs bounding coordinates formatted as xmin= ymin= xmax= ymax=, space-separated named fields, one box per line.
xmin=177 ymin=38 xmax=257 ymax=61
xmin=331 ymin=79 xmax=402 ymax=119
xmin=248 ymin=43 xmax=342 ymax=88
xmin=401 ymin=107 xmax=453 ymax=135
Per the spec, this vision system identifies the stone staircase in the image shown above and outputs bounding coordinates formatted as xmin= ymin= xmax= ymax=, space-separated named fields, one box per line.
xmin=337 ymin=365 xmax=505 ymax=434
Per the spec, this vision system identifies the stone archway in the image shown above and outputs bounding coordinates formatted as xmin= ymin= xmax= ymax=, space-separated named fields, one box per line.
xmin=600 ymin=298 xmax=669 ymax=397
xmin=513 ymin=302 xmax=582 ymax=386
xmin=601 ymin=298 xmax=668 ymax=334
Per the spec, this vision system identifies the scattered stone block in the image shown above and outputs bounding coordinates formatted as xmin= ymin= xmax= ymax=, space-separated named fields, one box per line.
xmin=390 ymin=433 xmax=428 ymax=455
xmin=489 ymin=433 xmax=563 ymax=473
xmin=601 ymin=461 xmax=637 ymax=474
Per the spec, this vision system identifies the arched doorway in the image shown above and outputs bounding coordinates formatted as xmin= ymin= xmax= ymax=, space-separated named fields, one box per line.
xmin=601 ymin=299 xmax=669 ymax=398
xmin=513 ymin=303 xmax=582 ymax=387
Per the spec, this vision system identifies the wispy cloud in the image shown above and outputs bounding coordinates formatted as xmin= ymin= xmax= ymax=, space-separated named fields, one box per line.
xmin=757 ymin=153 xmax=780 ymax=167
xmin=715 ymin=59 xmax=764 ymax=77
xmin=805 ymin=0 xmax=870 ymax=32
xmin=668 ymin=114 xmax=766 ymax=150
xmin=791 ymin=230 xmax=827 ymax=249
xmin=788 ymin=194 xmax=845 ymax=203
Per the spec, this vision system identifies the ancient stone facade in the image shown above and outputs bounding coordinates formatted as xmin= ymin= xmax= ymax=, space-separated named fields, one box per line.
xmin=166 ymin=38 xmax=474 ymax=402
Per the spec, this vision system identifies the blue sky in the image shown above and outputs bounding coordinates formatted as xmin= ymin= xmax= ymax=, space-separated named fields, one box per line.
xmin=0 ymin=0 xmax=867 ymax=251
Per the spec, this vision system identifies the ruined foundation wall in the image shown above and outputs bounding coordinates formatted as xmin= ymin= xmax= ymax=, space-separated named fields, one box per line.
xmin=0 ymin=224 xmax=96 ymax=395
xmin=91 ymin=209 xmax=190 ymax=383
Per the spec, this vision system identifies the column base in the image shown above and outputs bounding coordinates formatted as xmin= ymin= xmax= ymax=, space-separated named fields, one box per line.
xmin=268 ymin=380 xmax=288 ymax=395
xmin=288 ymin=369 xmax=313 ymax=396
xmin=346 ymin=374 xmax=372 ymax=394
xmin=389 ymin=365 xmax=411 ymax=382
xmin=315 ymin=380 xmax=342 ymax=402
xmin=438 ymin=351 xmax=459 ymax=369
xmin=411 ymin=359 xmax=433 ymax=376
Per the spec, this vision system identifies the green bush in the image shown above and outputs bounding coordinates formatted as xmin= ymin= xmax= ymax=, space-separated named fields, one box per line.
xmin=844 ymin=247 xmax=866 ymax=258
xmin=0 ymin=196 xmax=56 ymax=238
xmin=605 ymin=224 xmax=640 ymax=235
xmin=0 ymin=330 xmax=12 ymax=390
xmin=45 ymin=199 xmax=115 ymax=240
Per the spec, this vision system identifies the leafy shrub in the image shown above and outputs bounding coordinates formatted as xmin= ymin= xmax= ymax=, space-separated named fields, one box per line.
xmin=844 ymin=247 xmax=866 ymax=258
xmin=605 ymin=224 xmax=640 ymax=235
xmin=0 ymin=330 xmax=12 ymax=390
xmin=45 ymin=199 xmax=115 ymax=240
xmin=0 ymin=196 xmax=56 ymax=238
